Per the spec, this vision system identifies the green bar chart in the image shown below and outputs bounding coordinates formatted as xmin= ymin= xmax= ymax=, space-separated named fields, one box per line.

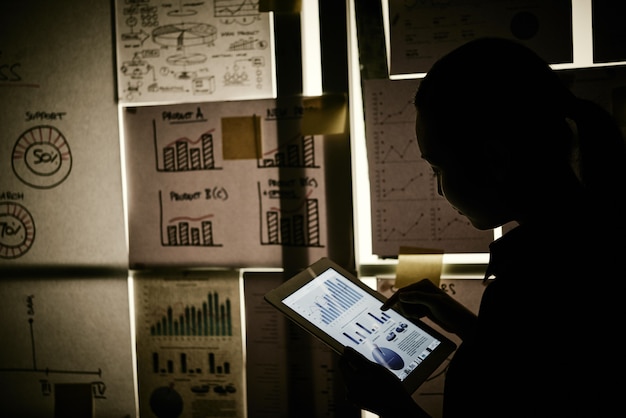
xmin=149 ymin=291 xmax=232 ymax=337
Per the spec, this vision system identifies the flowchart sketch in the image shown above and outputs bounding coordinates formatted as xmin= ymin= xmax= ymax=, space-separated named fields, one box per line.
xmin=133 ymin=271 xmax=245 ymax=418
xmin=0 ymin=277 xmax=136 ymax=417
xmin=123 ymin=98 xmax=328 ymax=268
xmin=115 ymin=0 xmax=275 ymax=105
xmin=363 ymin=78 xmax=493 ymax=256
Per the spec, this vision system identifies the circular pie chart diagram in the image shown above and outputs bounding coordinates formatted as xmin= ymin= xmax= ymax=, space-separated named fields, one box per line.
xmin=372 ymin=346 xmax=404 ymax=370
xmin=12 ymin=125 xmax=72 ymax=189
xmin=150 ymin=386 xmax=183 ymax=418
xmin=0 ymin=202 xmax=35 ymax=259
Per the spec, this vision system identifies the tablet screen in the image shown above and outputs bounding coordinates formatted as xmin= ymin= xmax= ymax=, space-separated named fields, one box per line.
xmin=281 ymin=266 xmax=445 ymax=382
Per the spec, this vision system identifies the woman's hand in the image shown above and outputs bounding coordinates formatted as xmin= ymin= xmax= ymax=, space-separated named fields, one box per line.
xmin=382 ymin=279 xmax=477 ymax=340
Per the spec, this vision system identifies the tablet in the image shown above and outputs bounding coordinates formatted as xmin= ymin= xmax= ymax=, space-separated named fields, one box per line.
xmin=264 ymin=257 xmax=457 ymax=393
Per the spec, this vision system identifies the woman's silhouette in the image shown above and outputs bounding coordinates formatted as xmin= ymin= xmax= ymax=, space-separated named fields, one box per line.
xmin=340 ymin=37 xmax=626 ymax=417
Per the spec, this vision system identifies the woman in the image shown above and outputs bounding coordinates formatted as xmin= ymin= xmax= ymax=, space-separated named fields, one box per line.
xmin=340 ymin=37 xmax=626 ymax=417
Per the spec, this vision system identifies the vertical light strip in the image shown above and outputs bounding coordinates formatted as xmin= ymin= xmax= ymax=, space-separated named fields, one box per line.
xmin=571 ymin=0 xmax=593 ymax=66
xmin=339 ymin=0 xmax=389 ymax=267
xmin=346 ymin=0 xmax=374 ymax=266
xmin=301 ymin=0 xmax=323 ymax=96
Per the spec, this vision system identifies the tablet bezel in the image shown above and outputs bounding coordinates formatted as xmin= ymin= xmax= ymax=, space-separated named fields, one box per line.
xmin=264 ymin=257 xmax=457 ymax=394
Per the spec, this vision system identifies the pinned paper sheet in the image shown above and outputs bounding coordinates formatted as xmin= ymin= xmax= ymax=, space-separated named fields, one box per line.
xmin=302 ymin=93 xmax=347 ymax=135
xmin=395 ymin=246 xmax=444 ymax=289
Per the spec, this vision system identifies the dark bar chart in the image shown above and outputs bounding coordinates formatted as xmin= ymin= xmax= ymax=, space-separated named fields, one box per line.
xmin=151 ymin=351 xmax=231 ymax=375
xmin=149 ymin=291 xmax=232 ymax=337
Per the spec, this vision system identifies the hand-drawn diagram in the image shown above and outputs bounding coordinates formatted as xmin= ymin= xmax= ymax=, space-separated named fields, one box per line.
xmin=0 ymin=201 xmax=35 ymax=259
xmin=0 ymin=279 xmax=136 ymax=417
xmin=11 ymin=125 xmax=72 ymax=189
xmin=363 ymin=78 xmax=493 ymax=256
xmin=115 ymin=0 xmax=275 ymax=104
xmin=153 ymin=124 xmax=222 ymax=172
xmin=257 ymin=177 xmax=323 ymax=248
xmin=256 ymin=134 xmax=324 ymax=248
xmin=0 ymin=295 xmax=105 ymax=395
xmin=159 ymin=189 xmax=225 ymax=248
xmin=123 ymin=98 xmax=328 ymax=268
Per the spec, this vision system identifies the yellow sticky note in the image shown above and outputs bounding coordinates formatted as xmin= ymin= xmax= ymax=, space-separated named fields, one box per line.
xmin=221 ymin=115 xmax=262 ymax=159
xmin=301 ymin=93 xmax=347 ymax=135
xmin=395 ymin=246 xmax=444 ymax=289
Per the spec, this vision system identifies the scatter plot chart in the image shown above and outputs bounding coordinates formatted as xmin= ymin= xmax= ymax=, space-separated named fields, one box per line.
xmin=364 ymin=78 xmax=493 ymax=255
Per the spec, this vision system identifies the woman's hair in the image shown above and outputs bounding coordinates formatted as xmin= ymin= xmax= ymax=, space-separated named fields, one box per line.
xmin=414 ymin=37 xmax=626 ymax=208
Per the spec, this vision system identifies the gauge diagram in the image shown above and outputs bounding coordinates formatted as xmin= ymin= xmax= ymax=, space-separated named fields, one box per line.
xmin=12 ymin=125 xmax=72 ymax=189
xmin=0 ymin=202 xmax=35 ymax=259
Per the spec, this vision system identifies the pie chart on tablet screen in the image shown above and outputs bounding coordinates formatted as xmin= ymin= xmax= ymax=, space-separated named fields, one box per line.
xmin=372 ymin=346 xmax=404 ymax=370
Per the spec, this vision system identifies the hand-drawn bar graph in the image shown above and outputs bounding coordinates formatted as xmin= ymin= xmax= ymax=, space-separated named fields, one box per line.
xmin=153 ymin=120 xmax=222 ymax=172
xmin=257 ymin=135 xmax=318 ymax=168
xmin=159 ymin=191 xmax=222 ymax=247
xmin=149 ymin=291 xmax=232 ymax=337
xmin=257 ymin=182 xmax=322 ymax=247
xmin=151 ymin=351 xmax=231 ymax=375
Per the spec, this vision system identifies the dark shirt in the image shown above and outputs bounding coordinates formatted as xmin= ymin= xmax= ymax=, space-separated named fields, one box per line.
xmin=442 ymin=218 xmax=622 ymax=417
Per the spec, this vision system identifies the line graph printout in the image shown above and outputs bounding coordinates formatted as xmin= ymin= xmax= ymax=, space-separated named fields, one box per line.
xmin=133 ymin=271 xmax=244 ymax=418
xmin=114 ymin=0 xmax=275 ymax=105
xmin=123 ymin=97 xmax=328 ymax=268
xmin=363 ymin=78 xmax=493 ymax=256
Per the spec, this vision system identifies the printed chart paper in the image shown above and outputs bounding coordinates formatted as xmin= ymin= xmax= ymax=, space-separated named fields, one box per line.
xmin=123 ymin=98 xmax=329 ymax=268
xmin=363 ymin=78 xmax=493 ymax=256
xmin=243 ymin=271 xmax=359 ymax=418
xmin=133 ymin=271 xmax=245 ymax=418
xmin=114 ymin=0 xmax=276 ymax=105
xmin=388 ymin=0 xmax=573 ymax=75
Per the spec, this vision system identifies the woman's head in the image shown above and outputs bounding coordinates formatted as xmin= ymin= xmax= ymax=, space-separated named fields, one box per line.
xmin=413 ymin=37 xmax=587 ymax=229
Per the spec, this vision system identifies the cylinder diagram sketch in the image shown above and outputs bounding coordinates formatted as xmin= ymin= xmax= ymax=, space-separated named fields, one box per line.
xmin=115 ymin=0 xmax=274 ymax=104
